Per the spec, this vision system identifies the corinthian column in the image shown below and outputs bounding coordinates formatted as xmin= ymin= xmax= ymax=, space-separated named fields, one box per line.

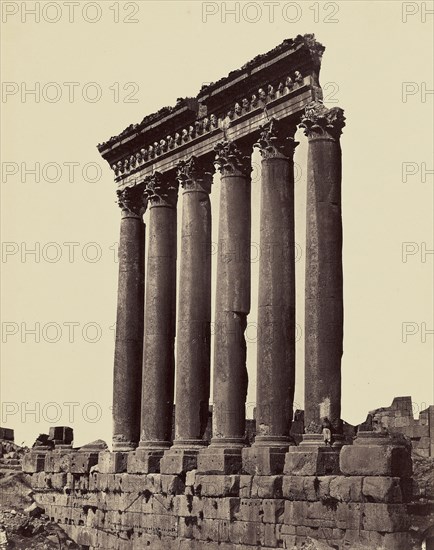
xmin=198 ymin=140 xmax=252 ymax=474
xmin=133 ymin=171 xmax=178 ymax=473
xmin=243 ymin=118 xmax=297 ymax=474
xmin=161 ymin=156 xmax=213 ymax=474
xmin=112 ymin=184 xmax=146 ymax=452
xmin=301 ymin=102 xmax=346 ymax=440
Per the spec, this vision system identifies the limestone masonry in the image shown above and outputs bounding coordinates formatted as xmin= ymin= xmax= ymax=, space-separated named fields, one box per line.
xmin=20 ymin=35 xmax=433 ymax=549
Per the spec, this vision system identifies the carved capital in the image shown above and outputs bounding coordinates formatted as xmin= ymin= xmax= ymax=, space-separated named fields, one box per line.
xmin=117 ymin=184 xmax=147 ymax=216
xmin=300 ymin=101 xmax=345 ymax=140
xmin=176 ymin=156 xmax=213 ymax=194
xmin=145 ymin=172 xmax=178 ymax=208
xmin=255 ymin=117 xmax=298 ymax=160
xmin=214 ymin=140 xmax=252 ymax=178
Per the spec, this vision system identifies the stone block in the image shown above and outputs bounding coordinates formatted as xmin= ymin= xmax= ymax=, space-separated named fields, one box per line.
xmin=161 ymin=474 xmax=186 ymax=495
xmin=48 ymin=426 xmax=73 ymax=445
xmin=69 ymin=452 xmax=99 ymax=474
xmin=284 ymin=447 xmax=341 ymax=476
xmin=329 ymin=476 xmax=363 ymax=502
xmin=127 ymin=449 xmax=163 ymax=473
xmin=234 ymin=498 xmax=262 ymax=522
xmin=22 ymin=452 xmax=47 ymax=473
xmin=44 ymin=451 xmax=72 ymax=473
xmin=239 ymin=475 xmax=253 ymax=498
xmin=362 ymin=503 xmax=409 ymax=532
xmin=229 ymin=520 xmax=263 ymax=546
xmin=282 ymin=475 xmax=305 ymax=500
xmin=242 ymin=445 xmax=288 ymax=475
xmin=262 ymin=498 xmax=285 ymax=523
xmin=284 ymin=500 xmax=307 ymax=526
xmin=335 ymin=502 xmax=363 ymax=530
xmin=194 ymin=474 xmax=239 ymax=497
xmin=98 ymin=451 xmax=128 ymax=473
xmin=251 ymin=475 xmax=282 ymax=498
xmin=202 ymin=497 xmax=239 ymax=520
xmin=340 ymin=444 xmax=412 ymax=477
xmin=173 ymin=494 xmax=203 ymax=517
xmin=160 ymin=448 xmax=201 ymax=474
xmin=197 ymin=447 xmax=243 ymax=474
xmin=362 ymin=476 xmax=403 ymax=503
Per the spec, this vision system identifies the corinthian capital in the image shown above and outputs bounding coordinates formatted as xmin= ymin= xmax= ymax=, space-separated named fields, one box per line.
xmin=176 ymin=156 xmax=213 ymax=194
xmin=299 ymin=101 xmax=346 ymax=140
xmin=214 ymin=140 xmax=252 ymax=178
xmin=255 ymin=118 xmax=298 ymax=160
xmin=144 ymin=171 xmax=178 ymax=208
xmin=117 ymin=184 xmax=147 ymax=216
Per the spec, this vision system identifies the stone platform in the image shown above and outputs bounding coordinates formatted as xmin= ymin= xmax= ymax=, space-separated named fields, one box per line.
xmin=23 ymin=442 xmax=414 ymax=550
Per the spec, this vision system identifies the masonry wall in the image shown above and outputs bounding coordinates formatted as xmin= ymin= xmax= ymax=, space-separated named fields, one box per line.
xmin=371 ymin=398 xmax=434 ymax=457
xmin=23 ymin=445 xmax=415 ymax=550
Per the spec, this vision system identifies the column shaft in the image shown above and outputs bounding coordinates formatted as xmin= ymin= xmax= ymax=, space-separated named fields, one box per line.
xmin=302 ymin=103 xmax=346 ymax=434
xmin=140 ymin=173 xmax=178 ymax=449
xmin=255 ymin=120 xmax=296 ymax=443
xmin=212 ymin=141 xmax=252 ymax=445
xmin=112 ymin=186 xmax=146 ymax=451
xmin=174 ymin=158 xmax=212 ymax=444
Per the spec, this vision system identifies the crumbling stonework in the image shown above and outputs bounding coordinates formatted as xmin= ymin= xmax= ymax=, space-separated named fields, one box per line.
xmin=23 ymin=438 xmax=414 ymax=550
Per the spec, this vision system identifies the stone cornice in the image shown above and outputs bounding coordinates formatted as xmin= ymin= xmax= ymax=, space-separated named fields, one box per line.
xmin=176 ymin=156 xmax=213 ymax=194
xmin=299 ymin=101 xmax=346 ymax=140
xmin=117 ymin=184 xmax=147 ymax=216
xmin=144 ymin=172 xmax=178 ymax=208
xmin=97 ymin=34 xmax=325 ymax=184
xmin=254 ymin=117 xmax=298 ymax=160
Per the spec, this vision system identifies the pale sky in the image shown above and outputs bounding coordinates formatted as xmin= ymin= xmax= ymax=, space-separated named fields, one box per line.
xmin=1 ymin=1 xmax=433 ymax=447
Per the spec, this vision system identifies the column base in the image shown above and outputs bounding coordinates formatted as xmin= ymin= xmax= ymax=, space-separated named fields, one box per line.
xmin=284 ymin=434 xmax=342 ymax=476
xmin=197 ymin=438 xmax=244 ymax=474
xmin=160 ymin=440 xmax=206 ymax=474
xmin=127 ymin=441 xmax=171 ymax=473
xmin=242 ymin=437 xmax=293 ymax=475
xmin=112 ymin=440 xmax=137 ymax=452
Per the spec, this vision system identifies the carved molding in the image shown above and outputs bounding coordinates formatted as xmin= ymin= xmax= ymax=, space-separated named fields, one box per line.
xmin=214 ymin=141 xmax=252 ymax=178
xmin=117 ymin=184 xmax=147 ymax=216
xmin=255 ymin=117 xmax=298 ymax=160
xmin=299 ymin=101 xmax=346 ymax=140
xmin=109 ymin=75 xmax=308 ymax=180
xmin=144 ymin=172 xmax=178 ymax=208
xmin=176 ymin=156 xmax=213 ymax=194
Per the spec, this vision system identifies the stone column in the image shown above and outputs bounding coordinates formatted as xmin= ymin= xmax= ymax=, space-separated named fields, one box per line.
xmin=198 ymin=140 xmax=252 ymax=474
xmin=302 ymin=102 xmax=346 ymax=438
xmin=161 ymin=156 xmax=213 ymax=474
xmin=243 ymin=118 xmax=297 ymax=474
xmin=284 ymin=102 xmax=345 ymax=476
xmin=112 ymin=184 xmax=146 ymax=452
xmin=133 ymin=171 xmax=178 ymax=473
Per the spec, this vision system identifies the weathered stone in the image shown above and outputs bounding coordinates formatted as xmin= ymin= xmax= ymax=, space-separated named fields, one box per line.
xmin=301 ymin=102 xmax=345 ymax=434
xmin=22 ymin=451 xmax=48 ymax=473
xmin=253 ymin=119 xmax=297 ymax=461
xmin=251 ymin=475 xmax=283 ymax=498
xmin=329 ymin=476 xmax=363 ymax=502
xmin=69 ymin=452 xmax=99 ymax=474
xmin=173 ymin=156 xmax=213 ymax=450
xmin=362 ymin=503 xmax=409 ymax=532
xmin=242 ymin=445 xmax=288 ymax=475
xmin=98 ymin=451 xmax=128 ymax=473
xmin=194 ymin=474 xmax=239 ymax=497
xmin=284 ymin=447 xmax=341 ymax=476
xmin=340 ymin=444 xmax=412 ymax=477
xmin=140 ymin=172 xmax=178 ymax=452
xmin=160 ymin=447 xmax=203 ymax=474
xmin=262 ymin=498 xmax=285 ymax=523
xmin=210 ymin=140 xmax=252 ymax=457
xmin=362 ymin=476 xmax=403 ymax=503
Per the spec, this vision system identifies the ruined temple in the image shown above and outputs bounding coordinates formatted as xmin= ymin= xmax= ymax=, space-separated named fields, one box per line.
xmin=22 ymin=35 xmax=420 ymax=549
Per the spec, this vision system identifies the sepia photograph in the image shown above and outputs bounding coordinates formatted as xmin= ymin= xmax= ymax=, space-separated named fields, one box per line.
xmin=1 ymin=1 xmax=433 ymax=548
